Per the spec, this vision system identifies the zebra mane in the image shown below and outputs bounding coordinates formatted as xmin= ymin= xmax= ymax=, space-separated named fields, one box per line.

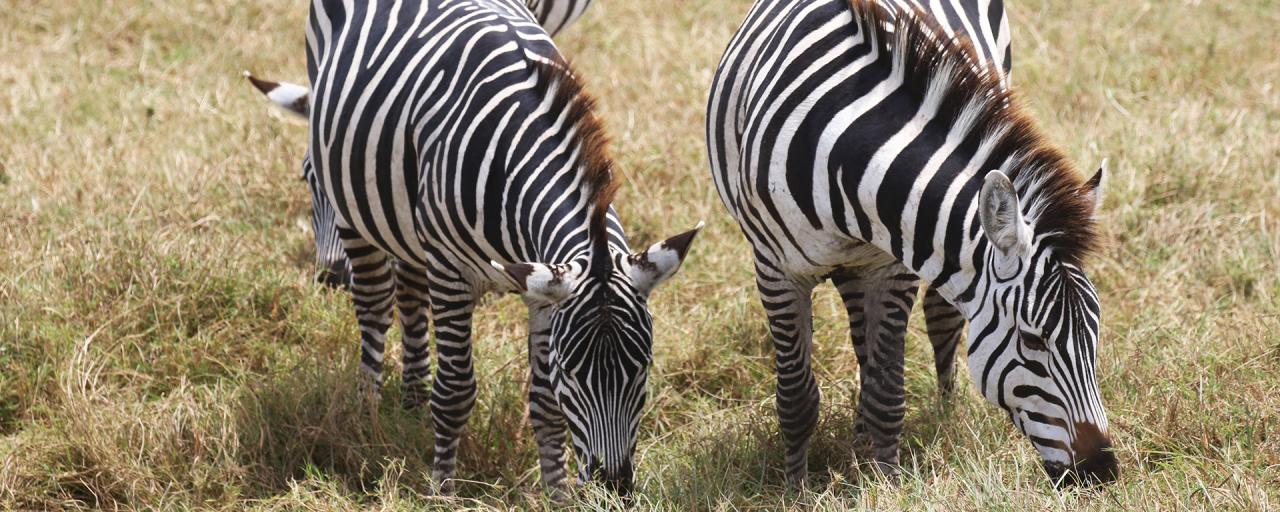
xmin=531 ymin=60 xmax=620 ymax=278
xmin=848 ymin=0 xmax=1100 ymax=265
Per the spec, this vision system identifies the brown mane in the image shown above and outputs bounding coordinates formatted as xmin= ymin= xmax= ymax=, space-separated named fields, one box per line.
xmin=848 ymin=0 xmax=1100 ymax=264
xmin=531 ymin=60 xmax=620 ymax=274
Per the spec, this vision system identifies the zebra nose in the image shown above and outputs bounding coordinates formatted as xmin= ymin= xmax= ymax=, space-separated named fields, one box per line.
xmin=316 ymin=261 xmax=350 ymax=289
xmin=600 ymin=460 xmax=634 ymax=496
xmin=1046 ymin=422 xmax=1119 ymax=487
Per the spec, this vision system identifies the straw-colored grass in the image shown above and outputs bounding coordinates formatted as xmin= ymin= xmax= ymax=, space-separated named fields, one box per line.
xmin=1 ymin=0 xmax=1277 ymax=509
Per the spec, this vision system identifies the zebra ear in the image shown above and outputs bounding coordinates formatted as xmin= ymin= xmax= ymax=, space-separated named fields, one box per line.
xmin=490 ymin=261 xmax=581 ymax=304
xmin=244 ymin=71 xmax=310 ymax=118
xmin=625 ymin=221 xmax=704 ymax=296
xmin=1080 ymin=159 xmax=1107 ymax=217
xmin=979 ymin=171 xmax=1029 ymax=255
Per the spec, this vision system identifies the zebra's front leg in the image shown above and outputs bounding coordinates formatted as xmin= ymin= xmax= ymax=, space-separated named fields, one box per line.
xmin=425 ymin=268 xmax=478 ymax=494
xmin=922 ymin=286 xmax=963 ymax=396
xmin=340 ymin=228 xmax=395 ymax=401
xmin=526 ymin=303 xmax=569 ymax=497
xmin=836 ymin=268 xmax=917 ymax=479
xmin=395 ymin=261 xmax=432 ymax=410
xmin=755 ymin=264 xmax=819 ymax=488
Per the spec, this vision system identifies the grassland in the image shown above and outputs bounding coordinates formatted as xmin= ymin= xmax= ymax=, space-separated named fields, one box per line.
xmin=1 ymin=0 xmax=1278 ymax=510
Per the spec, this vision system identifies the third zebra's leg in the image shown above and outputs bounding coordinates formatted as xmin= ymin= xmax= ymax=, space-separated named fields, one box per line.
xmin=755 ymin=260 xmax=819 ymax=488
xmin=425 ymin=263 xmax=478 ymax=493
xmin=339 ymin=227 xmax=395 ymax=401
xmin=395 ymin=261 xmax=432 ymax=410
xmin=835 ymin=266 xmax=918 ymax=478
xmin=526 ymin=303 xmax=569 ymax=496
xmin=922 ymin=286 xmax=964 ymax=396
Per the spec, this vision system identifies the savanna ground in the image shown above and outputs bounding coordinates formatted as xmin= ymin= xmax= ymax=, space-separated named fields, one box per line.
xmin=1 ymin=0 xmax=1278 ymax=509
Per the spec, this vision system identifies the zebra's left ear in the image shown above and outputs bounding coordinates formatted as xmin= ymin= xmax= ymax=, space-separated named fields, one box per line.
xmin=1080 ymin=159 xmax=1107 ymax=217
xmin=624 ymin=221 xmax=704 ymax=296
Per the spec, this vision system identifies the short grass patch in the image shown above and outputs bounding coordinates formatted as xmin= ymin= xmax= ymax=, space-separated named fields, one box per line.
xmin=1 ymin=0 xmax=1277 ymax=509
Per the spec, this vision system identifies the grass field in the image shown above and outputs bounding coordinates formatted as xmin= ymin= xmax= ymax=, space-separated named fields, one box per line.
xmin=2 ymin=0 xmax=1278 ymax=509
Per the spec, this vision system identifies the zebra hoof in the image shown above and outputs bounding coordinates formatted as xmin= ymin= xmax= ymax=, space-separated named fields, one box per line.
xmin=401 ymin=387 xmax=429 ymax=411
xmin=431 ymin=474 xmax=457 ymax=496
xmin=784 ymin=472 xmax=807 ymax=491
xmin=355 ymin=375 xmax=382 ymax=406
xmin=544 ymin=482 xmax=571 ymax=503
xmin=872 ymin=461 xmax=903 ymax=485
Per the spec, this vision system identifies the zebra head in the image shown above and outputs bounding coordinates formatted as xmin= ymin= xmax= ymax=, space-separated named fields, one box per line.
xmin=971 ymin=164 xmax=1117 ymax=486
xmin=494 ymin=222 xmax=701 ymax=495
xmin=299 ymin=156 xmax=350 ymax=288
xmin=244 ymin=72 xmax=350 ymax=288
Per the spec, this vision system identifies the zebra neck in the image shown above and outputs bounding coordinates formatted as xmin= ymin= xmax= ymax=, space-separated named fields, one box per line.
xmin=865 ymin=149 xmax=1028 ymax=321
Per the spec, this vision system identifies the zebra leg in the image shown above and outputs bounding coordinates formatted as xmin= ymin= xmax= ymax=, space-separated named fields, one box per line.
xmin=526 ymin=303 xmax=569 ymax=495
xmin=836 ymin=268 xmax=917 ymax=479
xmin=395 ymin=261 xmax=432 ymax=410
xmin=425 ymin=266 xmax=478 ymax=493
xmin=922 ymin=286 xmax=963 ymax=396
xmin=339 ymin=227 xmax=395 ymax=401
xmin=755 ymin=262 xmax=819 ymax=488
xmin=830 ymin=271 xmax=871 ymax=452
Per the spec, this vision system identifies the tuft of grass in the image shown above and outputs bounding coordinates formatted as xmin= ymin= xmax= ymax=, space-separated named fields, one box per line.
xmin=2 ymin=0 xmax=1278 ymax=509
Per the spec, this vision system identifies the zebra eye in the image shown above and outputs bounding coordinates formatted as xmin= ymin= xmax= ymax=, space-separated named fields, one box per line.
xmin=1020 ymin=330 xmax=1048 ymax=351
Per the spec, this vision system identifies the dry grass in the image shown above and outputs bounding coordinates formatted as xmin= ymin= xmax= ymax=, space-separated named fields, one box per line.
xmin=1 ymin=0 xmax=1278 ymax=510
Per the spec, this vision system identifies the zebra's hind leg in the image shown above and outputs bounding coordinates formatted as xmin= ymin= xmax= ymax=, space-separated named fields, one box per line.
xmin=395 ymin=261 xmax=432 ymax=410
xmin=424 ymin=262 xmax=478 ymax=494
xmin=831 ymin=271 xmax=871 ymax=452
xmin=834 ymin=267 xmax=918 ymax=480
xmin=339 ymin=227 xmax=395 ymax=402
xmin=755 ymin=261 xmax=820 ymax=488
xmin=922 ymin=286 xmax=963 ymax=396
xmin=526 ymin=303 xmax=569 ymax=497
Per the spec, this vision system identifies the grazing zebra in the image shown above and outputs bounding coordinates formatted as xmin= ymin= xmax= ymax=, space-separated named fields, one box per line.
xmin=303 ymin=0 xmax=698 ymax=495
xmin=707 ymin=0 xmax=1117 ymax=487
xmin=246 ymin=0 xmax=600 ymax=409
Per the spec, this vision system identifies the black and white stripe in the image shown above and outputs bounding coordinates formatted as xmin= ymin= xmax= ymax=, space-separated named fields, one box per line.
xmin=525 ymin=0 xmax=593 ymax=36
xmin=304 ymin=0 xmax=697 ymax=496
xmin=707 ymin=0 xmax=1116 ymax=486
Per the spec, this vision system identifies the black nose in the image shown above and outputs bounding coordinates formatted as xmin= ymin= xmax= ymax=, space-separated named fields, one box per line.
xmin=1046 ymin=423 xmax=1119 ymax=487
xmin=598 ymin=461 xmax=634 ymax=496
xmin=315 ymin=262 xmax=350 ymax=289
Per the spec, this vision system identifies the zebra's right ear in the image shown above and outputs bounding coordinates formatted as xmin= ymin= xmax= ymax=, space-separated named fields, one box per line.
xmin=490 ymin=261 xmax=581 ymax=304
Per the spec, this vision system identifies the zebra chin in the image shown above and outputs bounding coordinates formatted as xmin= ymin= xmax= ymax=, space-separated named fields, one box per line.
xmin=1037 ymin=422 xmax=1119 ymax=487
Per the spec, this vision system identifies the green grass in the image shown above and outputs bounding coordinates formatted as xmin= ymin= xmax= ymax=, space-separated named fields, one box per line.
xmin=1 ymin=0 xmax=1278 ymax=509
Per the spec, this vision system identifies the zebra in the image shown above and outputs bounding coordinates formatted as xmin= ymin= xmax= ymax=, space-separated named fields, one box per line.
xmin=300 ymin=0 xmax=698 ymax=496
xmin=246 ymin=0 xmax=594 ymax=290
xmin=707 ymin=0 xmax=1117 ymax=487
xmin=244 ymin=0 xmax=599 ymax=412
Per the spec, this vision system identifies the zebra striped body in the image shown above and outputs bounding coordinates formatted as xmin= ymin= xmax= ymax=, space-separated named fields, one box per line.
xmin=306 ymin=0 xmax=697 ymax=495
xmin=276 ymin=0 xmax=594 ymax=289
xmin=708 ymin=0 xmax=1116 ymax=486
